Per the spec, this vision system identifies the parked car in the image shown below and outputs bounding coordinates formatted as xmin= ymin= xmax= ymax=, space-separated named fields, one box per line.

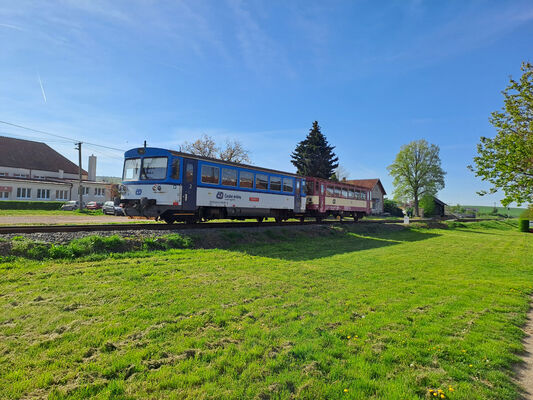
xmin=103 ymin=201 xmax=125 ymax=216
xmin=61 ymin=201 xmax=85 ymax=211
xmin=86 ymin=201 xmax=103 ymax=210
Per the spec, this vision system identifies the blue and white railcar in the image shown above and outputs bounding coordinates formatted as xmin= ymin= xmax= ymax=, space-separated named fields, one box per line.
xmin=119 ymin=147 xmax=306 ymax=223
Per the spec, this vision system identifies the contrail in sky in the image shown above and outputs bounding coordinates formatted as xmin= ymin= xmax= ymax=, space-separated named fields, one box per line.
xmin=38 ymin=73 xmax=47 ymax=103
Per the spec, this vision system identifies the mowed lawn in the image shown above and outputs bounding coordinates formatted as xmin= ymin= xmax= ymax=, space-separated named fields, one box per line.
xmin=0 ymin=222 xmax=532 ymax=399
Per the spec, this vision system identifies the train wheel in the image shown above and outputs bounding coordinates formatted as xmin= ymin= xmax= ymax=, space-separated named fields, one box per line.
xmin=299 ymin=216 xmax=305 ymax=223
xmin=256 ymin=217 xmax=264 ymax=223
xmin=184 ymin=217 xmax=198 ymax=224
xmin=275 ymin=217 xmax=283 ymax=223
xmin=315 ymin=216 xmax=323 ymax=223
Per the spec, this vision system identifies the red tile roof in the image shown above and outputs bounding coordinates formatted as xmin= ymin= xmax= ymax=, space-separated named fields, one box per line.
xmin=0 ymin=136 xmax=86 ymax=175
xmin=345 ymin=179 xmax=386 ymax=195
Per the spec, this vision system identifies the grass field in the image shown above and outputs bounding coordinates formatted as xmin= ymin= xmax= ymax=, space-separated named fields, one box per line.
xmin=458 ymin=205 xmax=527 ymax=218
xmin=0 ymin=209 xmax=105 ymax=216
xmin=0 ymin=221 xmax=532 ymax=399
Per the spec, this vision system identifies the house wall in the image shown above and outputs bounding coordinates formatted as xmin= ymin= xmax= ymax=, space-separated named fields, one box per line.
xmin=370 ymin=185 xmax=384 ymax=214
xmin=0 ymin=166 xmax=86 ymax=180
xmin=0 ymin=179 xmax=112 ymax=203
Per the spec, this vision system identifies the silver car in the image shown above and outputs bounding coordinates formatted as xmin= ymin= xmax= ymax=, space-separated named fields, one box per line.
xmin=102 ymin=201 xmax=125 ymax=216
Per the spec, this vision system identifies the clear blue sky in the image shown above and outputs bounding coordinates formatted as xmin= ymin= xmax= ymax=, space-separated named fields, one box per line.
xmin=1 ymin=1 xmax=532 ymax=206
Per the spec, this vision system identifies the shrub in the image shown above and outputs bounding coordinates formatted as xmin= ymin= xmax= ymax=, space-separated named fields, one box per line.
xmin=10 ymin=239 xmax=51 ymax=259
xmin=519 ymin=219 xmax=530 ymax=232
xmin=383 ymin=198 xmax=403 ymax=217
xmin=0 ymin=201 xmax=65 ymax=210
xmin=419 ymin=195 xmax=436 ymax=217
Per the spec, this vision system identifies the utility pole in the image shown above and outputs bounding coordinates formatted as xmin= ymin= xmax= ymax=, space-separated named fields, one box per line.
xmin=76 ymin=142 xmax=83 ymax=210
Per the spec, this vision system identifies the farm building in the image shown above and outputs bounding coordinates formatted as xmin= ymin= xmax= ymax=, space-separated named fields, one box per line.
xmin=0 ymin=136 xmax=112 ymax=203
xmin=345 ymin=178 xmax=386 ymax=214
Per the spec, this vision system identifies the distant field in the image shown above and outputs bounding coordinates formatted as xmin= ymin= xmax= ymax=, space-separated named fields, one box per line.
xmin=1 ymin=221 xmax=532 ymax=399
xmin=459 ymin=205 xmax=527 ymax=217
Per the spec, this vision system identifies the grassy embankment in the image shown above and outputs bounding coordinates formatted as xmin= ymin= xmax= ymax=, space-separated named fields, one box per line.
xmin=0 ymin=221 xmax=532 ymax=399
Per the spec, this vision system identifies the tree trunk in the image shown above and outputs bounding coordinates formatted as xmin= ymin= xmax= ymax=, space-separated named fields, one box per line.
xmin=414 ymin=196 xmax=420 ymax=217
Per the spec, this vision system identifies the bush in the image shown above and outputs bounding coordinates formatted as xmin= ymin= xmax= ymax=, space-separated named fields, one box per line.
xmin=419 ymin=195 xmax=436 ymax=217
xmin=0 ymin=201 xmax=65 ymax=210
xmin=383 ymin=198 xmax=403 ymax=217
xmin=519 ymin=219 xmax=530 ymax=232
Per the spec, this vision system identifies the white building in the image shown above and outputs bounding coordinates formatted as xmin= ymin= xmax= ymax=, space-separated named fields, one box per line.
xmin=0 ymin=136 xmax=112 ymax=203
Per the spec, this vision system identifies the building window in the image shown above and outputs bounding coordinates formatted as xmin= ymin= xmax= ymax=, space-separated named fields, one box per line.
xmin=16 ymin=188 xmax=31 ymax=199
xmin=14 ymin=173 xmax=29 ymax=178
xmin=0 ymin=172 xmax=7 ymax=176
xmin=37 ymin=189 xmax=50 ymax=199
xmin=56 ymin=190 xmax=68 ymax=200
xmin=94 ymin=188 xmax=105 ymax=196
xmin=0 ymin=192 xmax=9 ymax=199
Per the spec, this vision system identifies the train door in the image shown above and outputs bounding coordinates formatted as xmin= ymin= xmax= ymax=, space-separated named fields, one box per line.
xmin=319 ymin=183 xmax=326 ymax=213
xmin=182 ymin=158 xmax=197 ymax=211
xmin=294 ymin=178 xmax=302 ymax=213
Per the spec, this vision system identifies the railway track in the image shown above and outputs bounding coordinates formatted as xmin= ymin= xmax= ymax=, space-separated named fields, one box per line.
xmin=0 ymin=218 xmax=498 ymax=235
xmin=0 ymin=219 xmax=404 ymax=235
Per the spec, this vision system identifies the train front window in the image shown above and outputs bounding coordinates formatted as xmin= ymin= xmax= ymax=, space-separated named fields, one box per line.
xmin=140 ymin=157 xmax=168 ymax=180
xmin=123 ymin=158 xmax=141 ymax=181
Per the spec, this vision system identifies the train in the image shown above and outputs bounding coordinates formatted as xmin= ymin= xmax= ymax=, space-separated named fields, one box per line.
xmin=118 ymin=146 xmax=371 ymax=223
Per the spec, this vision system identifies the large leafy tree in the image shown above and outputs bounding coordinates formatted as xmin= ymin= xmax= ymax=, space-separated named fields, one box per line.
xmin=291 ymin=121 xmax=339 ymax=178
xmin=388 ymin=139 xmax=446 ymax=217
xmin=468 ymin=62 xmax=533 ymax=206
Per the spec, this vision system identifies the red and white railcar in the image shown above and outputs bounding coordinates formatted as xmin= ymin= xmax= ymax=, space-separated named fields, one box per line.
xmin=304 ymin=177 xmax=371 ymax=221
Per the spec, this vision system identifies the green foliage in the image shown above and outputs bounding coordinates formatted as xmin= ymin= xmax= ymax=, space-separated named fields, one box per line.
xmin=518 ymin=219 xmax=530 ymax=232
xmin=469 ymin=62 xmax=533 ymax=206
xmin=6 ymin=234 xmax=193 ymax=260
xmin=0 ymin=200 xmax=65 ymax=210
xmin=291 ymin=121 xmax=339 ymax=178
xmin=419 ymin=194 xmax=436 ymax=216
xmin=1 ymin=223 xmax=532 ymax=399
xmin=383 ymin=198 xmax=403 ymax=216
xmin=387 ymin=139 xmax=446 ymax=216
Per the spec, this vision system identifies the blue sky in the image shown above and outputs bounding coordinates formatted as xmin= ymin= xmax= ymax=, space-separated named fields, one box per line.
xmin=1 ymin=0 xmax=532 ymax=206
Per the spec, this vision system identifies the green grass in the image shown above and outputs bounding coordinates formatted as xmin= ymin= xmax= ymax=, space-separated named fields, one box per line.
xmin=0 ymin=221 xmax=532 ymax=399
xmin=460 ymin=205 xmax=527 ymax=218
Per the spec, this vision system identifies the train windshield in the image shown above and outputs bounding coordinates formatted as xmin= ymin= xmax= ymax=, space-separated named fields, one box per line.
xmin=140 ymin=157 xmax=168 ymax=180
xmin=123 ymin=158 xmax=141 ymax=181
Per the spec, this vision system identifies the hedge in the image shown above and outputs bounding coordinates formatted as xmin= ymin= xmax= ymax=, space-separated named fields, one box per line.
xmin=518 ymin=219 xmax=530 ymax=233
xmin=0 ymin=201 xmax=66 ymax=210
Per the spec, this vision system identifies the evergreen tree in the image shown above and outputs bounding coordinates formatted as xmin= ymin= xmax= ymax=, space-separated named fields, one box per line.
xmin=291 ymin=121 xmax=339 ymax=178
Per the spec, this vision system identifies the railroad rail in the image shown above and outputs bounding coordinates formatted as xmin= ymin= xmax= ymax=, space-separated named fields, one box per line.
xmin=0 ymin=219 xmax=403 ymax=235
xmin=0 ymin=218 xmax=499 ymax=235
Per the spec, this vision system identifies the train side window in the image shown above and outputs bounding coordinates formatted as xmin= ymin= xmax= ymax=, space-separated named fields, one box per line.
xmin=305 ymin=180 xmax=314 ymax=194
xmin=326 ymin=186 xmax=333 ymax=196
xmin=270 ymin=177 xmax=281 ymax=191
xmin=201 ymin=165 xmax=219 ymax=184
xmin=334 ymin=187 xmax=341 ymax=197
xmin=256 ymin=174 xmax=268 ymax=190
xmin=316 ymin=181 xmax=319 ymax=192
xmin=171 ymin=159 xmax=180 ymax=180
xmin=186 ymin=163 xmax=194 ymax=183
xmin=239 ymin=171 xmax=254 ymax=188
xmin=361 ymin=192 xmax=367 ymax=200
xmin=341 ymin=188 xmax=348 ymax=198
xmin=283 ymin=178 xmax=294 ymax=193
xmin=321 ymin=184 xmax=324 ymax=194
xmin=348 ymin=189 xmax=355 ymax=198
xmin=355 ymin=191 xmax=361 ymax=200
xmin=222 ymin=168 xmax=237 ymax=187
